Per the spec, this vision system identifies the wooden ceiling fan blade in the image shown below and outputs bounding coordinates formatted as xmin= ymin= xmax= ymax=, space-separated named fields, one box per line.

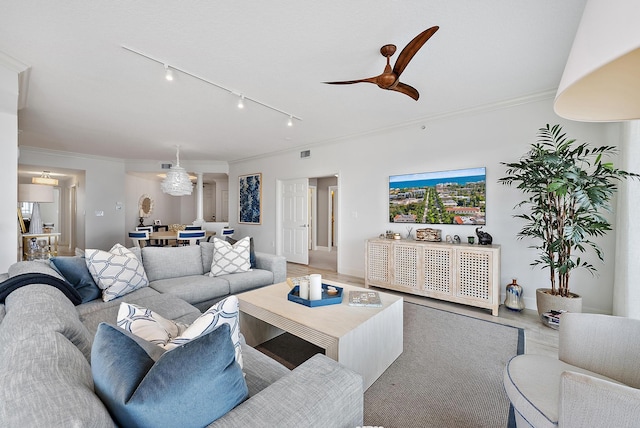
xmin=392 ymin=82 xmax=420 ymax=100
xmin=324 ymin=77 xmax=378 ymax=85
xmin=393 ymin=26 xmax=439 ymax=77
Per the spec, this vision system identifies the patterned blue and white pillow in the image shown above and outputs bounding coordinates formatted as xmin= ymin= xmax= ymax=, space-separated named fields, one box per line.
xmin=116 ymin=296 xmax=243 ymax=369
xmin=209 ymin=237 xmax=251 ymax=277
xmin=166 ymin=296 xmax=243 ymax=369
xmin=85 ymin=244 xmax=149 ymax=302
xmin=117 ymin=302 xmax=188 ymax=346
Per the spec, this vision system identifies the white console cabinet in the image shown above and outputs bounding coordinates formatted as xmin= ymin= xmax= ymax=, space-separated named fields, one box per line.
xmin=365 ymin=238 xmax=501 ymax=316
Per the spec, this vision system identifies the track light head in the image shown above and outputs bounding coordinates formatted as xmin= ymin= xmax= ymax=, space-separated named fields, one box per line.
xmin=287 ymin=115 xmax=293 ymax=127
xmin=238 ymin=95 xmax=245 ymax=109
xmin=164 ymin=64 xmax=174 ymax=81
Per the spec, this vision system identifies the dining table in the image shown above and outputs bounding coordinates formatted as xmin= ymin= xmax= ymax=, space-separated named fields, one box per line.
xmin=149 ymin=230 xmax=215 ymax=246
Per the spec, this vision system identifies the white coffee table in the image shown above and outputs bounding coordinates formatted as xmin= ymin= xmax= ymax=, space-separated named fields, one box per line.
xmin=237 ymin=280 xmax=403 ymax=390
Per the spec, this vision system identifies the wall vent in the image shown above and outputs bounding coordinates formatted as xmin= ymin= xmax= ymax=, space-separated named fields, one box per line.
xmin=300 ymin=150 xmax=311 ymax=158
xmin=161 ymin=163 xmax=173 ymax=169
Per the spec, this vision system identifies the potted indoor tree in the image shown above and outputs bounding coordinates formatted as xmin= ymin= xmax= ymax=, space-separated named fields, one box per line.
xmin=499 ymin=124 xmax=637 ymax=318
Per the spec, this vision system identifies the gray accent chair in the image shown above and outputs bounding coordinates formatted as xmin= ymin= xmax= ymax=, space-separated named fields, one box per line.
xmin=504 ymin=313 xmax=640 ymax=427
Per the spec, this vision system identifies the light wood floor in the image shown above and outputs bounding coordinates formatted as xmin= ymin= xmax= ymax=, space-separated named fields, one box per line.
xmin=287 ymin=262 xmax=559 ymax=358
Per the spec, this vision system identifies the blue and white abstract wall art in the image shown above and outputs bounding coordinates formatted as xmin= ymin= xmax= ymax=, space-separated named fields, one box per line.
xmin=239 ymin=173 xmax=262 ymax=224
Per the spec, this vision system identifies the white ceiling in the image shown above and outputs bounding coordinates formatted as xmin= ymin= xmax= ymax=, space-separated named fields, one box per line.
xmin=2 ymin=0 xmax=587 ymax=163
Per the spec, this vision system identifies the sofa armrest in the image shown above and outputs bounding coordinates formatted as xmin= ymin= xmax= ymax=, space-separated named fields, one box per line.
xmin=559 ymin=313 xmax=640 ymax=388
xmin=209 ymin=354 xmax=363 ymax=428
xmin=254 ymin=252 xmax=287 ymax=284
xmin=559 ymin=370 xmax=640 ymax=428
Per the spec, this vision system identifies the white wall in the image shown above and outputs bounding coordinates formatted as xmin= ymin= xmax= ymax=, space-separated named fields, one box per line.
xmin=0 ymin=62 xmax=19 ymax=271
xmin=125 ymin=174 xmax=184 ymax=230
xmin=19 ymin=148 xmax=126 ymax=250
xmin=230 ymin=95 xmax=624 ymax=314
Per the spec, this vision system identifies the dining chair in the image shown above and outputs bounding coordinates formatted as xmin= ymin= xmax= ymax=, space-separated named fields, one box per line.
xmin=128 ymin=230 xmax=149 ymax=248
xmin=176 ymin=229 xmax=206 ymax=246
xmin=136 ymin=225 xmax=162 ymax=246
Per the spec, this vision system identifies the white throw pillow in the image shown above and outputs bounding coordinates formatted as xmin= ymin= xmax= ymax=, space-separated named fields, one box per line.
xmin=85 ymin=244 xmax=149 ymax=302
xmin=116 ymin=296 xmax=243 ymax=369
xmin=166 ymin=296 xmax=243 ymax=369
xmin=209 ymin=237 xmax=251 ymax=277
xmin=116 ymin=302 xmax=188 ymax=346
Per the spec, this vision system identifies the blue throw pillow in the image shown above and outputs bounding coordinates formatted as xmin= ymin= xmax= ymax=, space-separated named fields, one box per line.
xmin=50 ymin=256 xmax=101 ymax=303
xmin=91 ymin=323 xmax=248 ymax=428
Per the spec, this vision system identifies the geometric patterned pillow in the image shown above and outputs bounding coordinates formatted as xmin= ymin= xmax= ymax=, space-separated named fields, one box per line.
xmin=209 ymin=237 xmax=251 ymax=277
xmin=116 ymin=302 xmax=188 ymax=347
xmin=85 ymin=244 xmax=149 ymax=302
xmin=165 ymin=296 xmax=243 ymax=369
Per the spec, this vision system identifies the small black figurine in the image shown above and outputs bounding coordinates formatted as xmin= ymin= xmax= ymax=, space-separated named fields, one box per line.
xmin=475 ymin=227 xmax=493 ymax=245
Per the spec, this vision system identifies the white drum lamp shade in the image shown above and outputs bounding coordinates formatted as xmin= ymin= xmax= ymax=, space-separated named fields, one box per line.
xmin=554 ymin=0 xmax=640 ymax=121
xmin=18 ymin=184 xmax=54 ymax=234
xmin=160 ymin=145 xmax=193 ymax=196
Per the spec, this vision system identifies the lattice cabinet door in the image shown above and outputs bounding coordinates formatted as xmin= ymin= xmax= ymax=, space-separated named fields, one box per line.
xmin=365 ymin=240 xmax=392 ymax=286
xmin=392 ymin=244 xmax=420 ymax=291
xmin=455 ymin=248 xmax=493 ymax=303
xmin=422 ymin=245 xmax=454 ymax=296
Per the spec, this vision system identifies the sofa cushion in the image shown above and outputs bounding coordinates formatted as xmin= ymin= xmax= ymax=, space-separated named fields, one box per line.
xmin=3 ymin=284 xmax=94 ymax=362
xmin=0 ymin=329 xmax=115 ymax=427
xmin=142 ymin=245 xmax=204 ymax=282
xmin=85 ymin=244 xmax=149 ymax=302
xmin=50 ymin=256 xmax=101 ymax=303
xmin=223 ymin=269 xmax=275 ymax=294
xmin=78 ymin=287 xmax=201 ymax=337
xmin=8 ymin=259 xmax=64 ymax=279
xmin=201 ymin=241 xmax=215 ymax=274
xmin=210 ymin=237 xmax=251 ymax=277
xmin=92 ymin=322 xmax=248 ymax=428
xmin=149 ymin=275 xmax=230 ymax=305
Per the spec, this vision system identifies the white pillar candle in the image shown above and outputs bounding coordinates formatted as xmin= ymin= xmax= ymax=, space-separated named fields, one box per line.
xmin=299 ymin=279 xmax=309 ymax=300
xmin=309 ymin=274 xmax=322 ymax=300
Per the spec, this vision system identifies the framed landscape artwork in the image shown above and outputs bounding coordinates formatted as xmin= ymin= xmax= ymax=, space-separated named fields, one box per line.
xmin=239 ymin=173 xmax=262 ymax=224
xmin=389 ymin=167 xmax=486 ymax=225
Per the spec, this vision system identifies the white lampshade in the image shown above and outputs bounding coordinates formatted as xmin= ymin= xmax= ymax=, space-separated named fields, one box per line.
xmin=18 ymin=184 xmax=54 ymax=203
xmin=160 ymin=145 xmax=193 ymax=196
xmin=554 ymin=0 xmax=640 ymax=121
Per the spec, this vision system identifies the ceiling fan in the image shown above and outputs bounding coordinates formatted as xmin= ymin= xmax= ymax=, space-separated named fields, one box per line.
xmin=324 ymin=26 xmax=439 ymax=101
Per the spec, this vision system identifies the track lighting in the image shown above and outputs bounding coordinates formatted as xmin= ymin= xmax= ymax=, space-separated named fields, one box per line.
xmin=122 ymin=46 xmax=302 ymax=127
xmin=164 ymin=64 xmax=174 ymax=81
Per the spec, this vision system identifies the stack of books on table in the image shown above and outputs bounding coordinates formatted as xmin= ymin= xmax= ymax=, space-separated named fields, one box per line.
xmin=348 ymin=291 xmax=382 ymax=307
xmin=541 ymin=310 xmax=567 ymax=329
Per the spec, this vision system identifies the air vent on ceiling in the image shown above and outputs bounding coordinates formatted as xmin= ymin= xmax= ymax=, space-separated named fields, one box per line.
xmin=300 ymin=150 xmax=310 ymax=158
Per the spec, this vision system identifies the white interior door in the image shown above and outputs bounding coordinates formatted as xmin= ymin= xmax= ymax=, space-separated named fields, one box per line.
xmin=280 ymin=178 xmax=309 ymax=264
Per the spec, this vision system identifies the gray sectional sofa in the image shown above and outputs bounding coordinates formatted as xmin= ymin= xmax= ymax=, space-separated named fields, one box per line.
xmin=0 ymin=247 xmax=364 ymax=427
xmin=139 ymin=241 xmax=287 ymax=311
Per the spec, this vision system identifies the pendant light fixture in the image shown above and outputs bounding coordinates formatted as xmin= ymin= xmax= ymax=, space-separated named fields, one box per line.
xmin=32 ymin=171 xmax=59 ymax=186
xmin=160 ymin=145 xmax=193 ymax=196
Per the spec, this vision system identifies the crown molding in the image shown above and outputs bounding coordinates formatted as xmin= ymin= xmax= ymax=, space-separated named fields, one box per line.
xmin=0 ymin=50 xmax=31 ymax=110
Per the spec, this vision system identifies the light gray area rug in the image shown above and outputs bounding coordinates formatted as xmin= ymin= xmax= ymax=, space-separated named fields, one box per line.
xmin=256 ymin=301 xmax=523 ymax=428
xmin=364 ymin=302 xmax=523 ymax=428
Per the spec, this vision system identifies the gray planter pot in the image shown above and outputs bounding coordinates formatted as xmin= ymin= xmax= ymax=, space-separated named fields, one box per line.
xmin=536 ymin=288 xmax=583 ymax=318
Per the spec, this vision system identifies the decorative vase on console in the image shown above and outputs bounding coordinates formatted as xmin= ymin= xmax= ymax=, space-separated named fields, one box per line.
xmin=504 ymin=278 xmax=525 ymax=311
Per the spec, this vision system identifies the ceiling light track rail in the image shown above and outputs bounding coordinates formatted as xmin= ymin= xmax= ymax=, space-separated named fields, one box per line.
xmin=121 ymin=45 xmax=302 ymax=124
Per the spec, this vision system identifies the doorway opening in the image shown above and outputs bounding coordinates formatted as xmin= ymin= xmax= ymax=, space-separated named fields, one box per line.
xmin=278 ymin=174 xmax=338 ymax=272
